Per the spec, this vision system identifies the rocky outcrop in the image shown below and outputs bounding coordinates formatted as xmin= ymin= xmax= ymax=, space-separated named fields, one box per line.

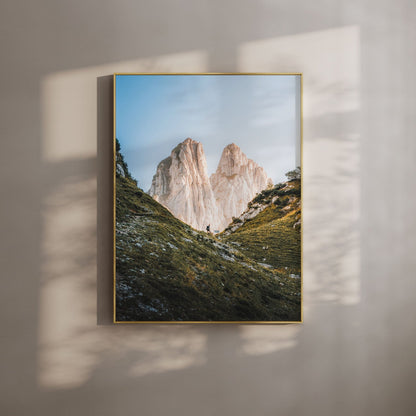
xmin=149 ymin=138 xmax=220 ymax=231
xmin=149 ymin=138 xmax=272 ymax=231
xmin=210 ymin=143 xmax=273 ymax=229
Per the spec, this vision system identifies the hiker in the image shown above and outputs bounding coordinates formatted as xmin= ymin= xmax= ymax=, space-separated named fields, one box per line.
xmin=206 ymin=224 xmax=211 ymax=234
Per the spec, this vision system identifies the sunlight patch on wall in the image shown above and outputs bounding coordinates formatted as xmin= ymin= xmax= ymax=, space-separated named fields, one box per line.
xmin=39 ymin=51 xmax=208 ymax=390
xmin=41 ymin=51 xmax=208 ymax=162
xmin=126 ymin=331 xmax=207 ymax=378
xmin=238 ymin=26 xmax=361 ymax=309
xmin=239 ymin=325 xmax=301 ymax=356
xmin=39 ymin=174 xmax=207 ymax=390
xmin=39 ymin=174 xmax=99 ymax=389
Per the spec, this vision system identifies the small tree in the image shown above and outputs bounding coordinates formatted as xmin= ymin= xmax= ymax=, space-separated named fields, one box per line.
xmin=115 ymin=138 xmax=139 ymax=186
xmin=285 ymin=167 xmax=301 ymax=181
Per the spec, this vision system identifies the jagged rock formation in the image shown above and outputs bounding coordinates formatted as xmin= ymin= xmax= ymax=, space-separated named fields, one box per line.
xmin=149 ymin=138 xmax=220 ymax=231
xmin=210 ymin=143 xmax=273 ymax=230
xmin=149 ymin=138 xmax=272 ymax=231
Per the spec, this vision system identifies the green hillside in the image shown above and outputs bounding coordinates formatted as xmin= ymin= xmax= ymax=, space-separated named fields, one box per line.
xmin=220 ymin=179 xmax=301 ymax=276
xmin=115 ymin=144 xmax=301 ymax=322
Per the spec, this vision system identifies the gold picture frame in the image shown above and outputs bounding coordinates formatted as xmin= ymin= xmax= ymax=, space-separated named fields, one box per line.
xmin=113 ymin=73 xmax=303 ymax=324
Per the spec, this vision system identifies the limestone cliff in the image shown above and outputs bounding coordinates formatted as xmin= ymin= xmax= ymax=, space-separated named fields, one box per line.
xmin=149 ymin=138 xmax=219 ymax=230
xmin=210 ymin=143 xmax=273 ymax=230
xmin=149 ymin=138 xmax=272 ymax=231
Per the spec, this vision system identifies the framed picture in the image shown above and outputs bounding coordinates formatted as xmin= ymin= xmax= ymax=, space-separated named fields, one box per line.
xmin=113 ymin=73 xmax=302 ymax=323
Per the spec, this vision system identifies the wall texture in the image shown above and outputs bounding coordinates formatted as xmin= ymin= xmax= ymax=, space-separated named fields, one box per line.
xmin=1 ymin=1 xmax=415 ymax=415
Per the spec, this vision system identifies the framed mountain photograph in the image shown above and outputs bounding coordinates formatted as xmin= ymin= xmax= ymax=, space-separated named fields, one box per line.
xmin=113 ymin=73 xmax=302 ymax=323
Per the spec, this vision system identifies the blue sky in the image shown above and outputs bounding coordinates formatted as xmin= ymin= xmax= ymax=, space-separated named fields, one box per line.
xmin=115 ymin=74 xmax=301 ymax=191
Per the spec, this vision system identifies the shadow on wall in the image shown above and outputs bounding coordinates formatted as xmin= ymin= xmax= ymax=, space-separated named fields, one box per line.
xmin=37 ymin=25 xmax=363 ymax=415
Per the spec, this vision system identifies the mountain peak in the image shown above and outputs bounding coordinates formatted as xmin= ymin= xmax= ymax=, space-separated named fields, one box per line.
xmin=222 ymin=143 xmax=243 ymax=158
xmin=224 ymin=142 xmax=240 ymax=151
xmin=149 ymin=137 xmax=215 ymax=231
xmin=149 ymin=139 xmax=273 ymax=231
xmin=183 ymin=137 xmax=199 ymax=145
xmin=215 ymin=143 xmax=249 ymax=177
xmin=172 ymin=138 xmax=203 ymax=161
xmin=172 ymin=138 xmax=200 ymax=152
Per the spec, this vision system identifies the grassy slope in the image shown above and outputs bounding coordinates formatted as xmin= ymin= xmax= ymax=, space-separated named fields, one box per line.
xmin=115 ymin=170 xmax=300 ymax=322
xmin=220 ymin=180 xmax=301 ymax=275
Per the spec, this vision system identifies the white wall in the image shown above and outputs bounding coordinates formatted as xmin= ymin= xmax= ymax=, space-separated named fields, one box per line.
xmin=1 ymin=1 xmax=415 ymax=415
